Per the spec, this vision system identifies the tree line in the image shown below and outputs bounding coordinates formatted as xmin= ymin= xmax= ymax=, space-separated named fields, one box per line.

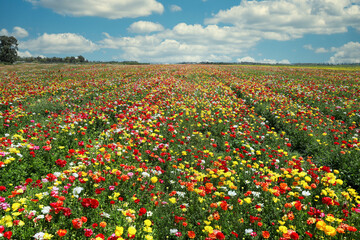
xmin=0 ymin=35 xmax=88 ymax=64
xmin=20 ymin=55 xmax=88 ymax=63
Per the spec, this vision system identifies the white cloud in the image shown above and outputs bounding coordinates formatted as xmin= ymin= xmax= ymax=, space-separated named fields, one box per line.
xmin=128 ymin=21 xmax=164 ymax=34
xmin=13 ymin=27 xmax=29 ymax=38
xmin=205 ymin=0 xmax=360 ymax=40
xmin=237 ymin=56 xmax=290 ymax=64
xmin=100 ymin=23 xmax=260 ymax=63
xmin=17 ymin=50 xmax=45 ymax=58
xmin=0 ymin=28 xmax=9 ymax=36
xmin=17 ymin=50 xmax=33 ymax=58
xmin=315 ymin=47 xmax=328 ymax=53
xmin=329 ymin=42 xmax=360 ymax=64
xmin=170 ymin=5 xmax=182 ymax=12
xmin=0 ymin=27 xmax=29 ymax=39
xmin=19 ymin=33 xmax=98 ymax=54
xmin=237 ymin=56 xmax=255 ymax=62
xmin=304 ymin=44 xmax=329 ymax=53
xmin=303 ymin=44 xmax=313 ymax=50
xmin=26 ymin=0 xmax=164 ymax=19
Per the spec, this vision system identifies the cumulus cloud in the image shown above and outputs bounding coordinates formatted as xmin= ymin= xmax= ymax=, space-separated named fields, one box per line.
xmin=315 ymin=47 xmax=328 ymax=53
xmin=17 ymin=50 xmax=33 ymax=58
xmin=26 ymin=0 xmax=164 ymax=19
xmin=0 ymin=27 xmax=29 ymax=38
xmin=237 ymin=56 xmax=256 ymax=62
xmin=303 ymin=44 xmax=329 ymax=53
xmin=329 ymin=42 xmax=360 ymax=64
xmin=19 ymin=33 xmax=98 ymax=54
xmin=170 ymin=5 xmax=182 ymax=12
xmin=17 ymin=50 xmax=45 ymax=58
xmin=128 ymin=21 xmax=164 ymax=34
xmin=100 ymin=23 xmax=260 ymax=63
xmin=205 ymin=0 xmax=360 ymax=40
xmin=237 ymin=56 xmax=290 ymax=64
xmin=0 ymin=28 xmax=9 ymax=36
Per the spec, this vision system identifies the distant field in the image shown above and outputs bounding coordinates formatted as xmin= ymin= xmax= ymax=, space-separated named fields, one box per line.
xmin=0 ymin=64 xmax=359 ymax=239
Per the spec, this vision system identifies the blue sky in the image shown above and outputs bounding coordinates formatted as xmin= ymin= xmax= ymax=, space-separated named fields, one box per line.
xmin=1 ymin=0 xmax=360 ymax=64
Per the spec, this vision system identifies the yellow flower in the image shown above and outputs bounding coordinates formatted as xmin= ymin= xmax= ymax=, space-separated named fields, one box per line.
xmin=326 ymin=215 xmax=335 ymax=223
xmin=144 ymin=219 xmax=152 ymax=227
xmin=324 ymin=225 xmax=336 ymax=236
xmin=244 ymin=197 xmax=252 ymax=204
xmin=316 ymin=221 xmax=326 ymax=231
xmin=12 ymin=203 xmax=21 ymax=211
xmin=128 ymin=226 xmax=137 ymax=236
xmin=169 ymin=197 xmax=177 ymax=204
xmin=43 ymin=233 xmax=53 ymax=239
xmin=279 ymin=226 xmax=288 ymax=233
xmin=145 ymin=235 xmax=153 ymax=240
xmin=150 ymin=176 xmax=158 ymax=183
xmin=115 ymin=226 xmax=124 ymax=236
xmin=204 ymin=226 xmax=213 ymax=233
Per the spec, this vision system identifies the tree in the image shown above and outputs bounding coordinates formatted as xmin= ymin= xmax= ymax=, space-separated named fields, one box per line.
xmin=0 ymin=36 xmax=18 ymax=64
xmin=77 ymin=55 xmax=85 ymax=63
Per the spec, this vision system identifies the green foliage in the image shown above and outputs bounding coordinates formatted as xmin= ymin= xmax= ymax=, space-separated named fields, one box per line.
xmin=0 ymin=35 xmax=18 ymax=64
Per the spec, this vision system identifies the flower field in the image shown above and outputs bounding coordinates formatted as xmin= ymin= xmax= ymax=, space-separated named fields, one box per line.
xmin=0 ymin=64 xmax=359 ymax=239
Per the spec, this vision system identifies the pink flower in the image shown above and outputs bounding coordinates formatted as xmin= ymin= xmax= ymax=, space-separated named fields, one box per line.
xmin=84 ymin=228 xmax=93 ymax=237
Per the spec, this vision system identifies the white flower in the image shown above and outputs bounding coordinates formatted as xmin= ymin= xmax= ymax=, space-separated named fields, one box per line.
xmin=245 ymin=229 xmax=253 ymax=234
xmin=100 ymin=212 xmax=111 ymax=218
xmin=72 ymin=186 xmax=84 ymax=198
xmin=147 ymin=211 xmax=153 ymax=217
xmin=228 ymin=191 xmax=237 ymax=197
xmin=141 ymin=172 xmax=150 ymax=178
xmin=302 ymin=190 xmax=311 ymax=197
xmin=177 ymin=192 xmax=185 ymax=198
xmin=252 ymin=192 xmax=261 ymax=197
xmin=53 ymin=172 xmax=61 ymax=177
xmin=170 ymin=229 xmax=178 ymax=234
xmin=41 ymin=206 xmax=51 ymax=214
xmin=33 ymin=232 xmax=45 ymax=240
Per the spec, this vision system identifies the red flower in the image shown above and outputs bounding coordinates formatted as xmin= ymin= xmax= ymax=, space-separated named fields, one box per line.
xmin=84 ymin=228 xmax=93 ymax=237
xmin=4 ymin=231 xmax=13 ymax=239
xmin=262 ymin=231 xmax=270 ymax=239
xmin=57 ymin=229 xmax=67 ymax=237
xmin=290 ymin=232 xmax=299 ymax=240
xmin=322 ymin=197 xmax=333 ymax=206
xmin=90 ymin=199 xmax=99 ymax=209
xmin=139 ymin=207 xmax=147 ymax=216
xmin=216 ymin=231 xmax=225 ymax=240
xmin=72 ymin=218 xmax=83 ymax=229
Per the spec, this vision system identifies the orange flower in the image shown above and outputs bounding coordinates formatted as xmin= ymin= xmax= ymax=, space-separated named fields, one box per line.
xmin=205 ymin=183 xmax=214 ymax=190
xmin=287 ymin=212 xmax=295 ymax=221
xmin=262 ymin=231 xmax=270 ymax=239
xmin=210 ymin=203 xmax=218 ymax=208
xmin=187 ymin=231 xmax=196 ymax=239
xmin=213 ymin=212 xmax=220 ymax=221
xmin=72 ymin=219 xmax=83 ymax=229
xmin=81 ymin=216 xmax=88 ymax=223
xmin=57 ymin=229 xmax=67 ymax=237
xmin=280 ymin=183 xmax=288 ymax=190
xmin=100 ymin=221 xmax=107 ymax=228
xmin=284 ymin=203 xmax=292 ymax=208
